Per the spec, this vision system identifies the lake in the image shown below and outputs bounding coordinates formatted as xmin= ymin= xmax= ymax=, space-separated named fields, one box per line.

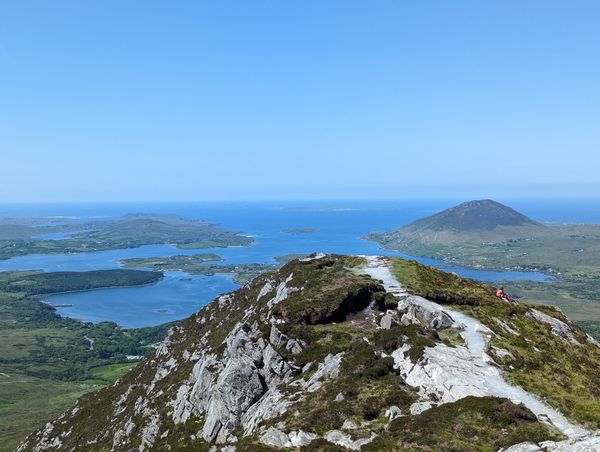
xmin=2 ymin=199 xmax=595 ymax=328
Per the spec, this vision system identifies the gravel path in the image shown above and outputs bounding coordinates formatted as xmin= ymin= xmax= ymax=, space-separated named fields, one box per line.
xmin=360 ymin=255 xmax=589 ymax=439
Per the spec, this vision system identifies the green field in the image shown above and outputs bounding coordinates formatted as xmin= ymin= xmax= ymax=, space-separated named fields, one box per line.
xmin=0 ymin=374 xmax=97 ymax=452
xmin=88 ymin=362 xmax=139 ymax=384
xmin=0 ymin=363 xmax=136 ymax=451
xmin=0 ymin=270 xmax=172 ymax=450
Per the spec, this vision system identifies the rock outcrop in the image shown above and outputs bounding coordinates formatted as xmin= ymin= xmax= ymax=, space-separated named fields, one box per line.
xmin=525 ymin=308 xmax=580 ymax=344
xmin=18 ymin=255 xmax=600 ymax=451
xmin=399 ymin=295 xmax=456 ymax=329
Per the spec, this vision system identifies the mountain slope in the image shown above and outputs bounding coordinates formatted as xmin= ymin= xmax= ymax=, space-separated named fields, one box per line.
xmin=404 ymin=199 xmax=540 ymax=232
xmin=18 ymin=255 xmax=600 ymax=451
xmin=366 ymin=201 xmax=600 ymax=328
xmin=367 ymin=200 xmax=545 ymax=262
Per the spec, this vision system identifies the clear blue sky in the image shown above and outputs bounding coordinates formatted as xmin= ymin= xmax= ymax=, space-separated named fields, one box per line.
xmin=1 ymin=1 xmax=599 ymax=202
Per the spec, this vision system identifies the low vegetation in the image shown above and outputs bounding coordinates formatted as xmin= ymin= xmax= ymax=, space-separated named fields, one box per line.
xmin=391 ymin=257 xmax=600 ymax=429
xmin=0 ymin=374 xmax=95 ymax=452
xmin=16 ymin=255 xmax=579 ymax=451
xmin=368 ymin=200 xmax=600 ymax=323
xmin=365 ymin=396 xmax=564 ymax=451
xmin=0 ymin=270 xmax=173 ymax=450
xmin=0 ymin=269 xmax=161 ymax=296
xmin=285 ymin=355 xmax=417 ymax=435
xmin=273 ymin=255 xmax=380 ymax=324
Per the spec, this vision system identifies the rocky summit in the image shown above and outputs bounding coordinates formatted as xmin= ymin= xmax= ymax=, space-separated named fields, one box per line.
xmin=18 ymin=255 xmax=600 ymax=451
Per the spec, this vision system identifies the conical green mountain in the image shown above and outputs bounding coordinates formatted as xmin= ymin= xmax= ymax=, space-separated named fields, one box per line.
xmin=404 ymin=199 xmax=540 ymax=232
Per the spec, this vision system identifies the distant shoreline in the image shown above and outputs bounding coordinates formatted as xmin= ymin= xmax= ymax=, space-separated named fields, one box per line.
xmin=32 ymin=273 xmax=165 ymax=301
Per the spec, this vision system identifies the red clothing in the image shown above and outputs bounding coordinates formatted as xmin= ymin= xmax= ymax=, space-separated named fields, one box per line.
xmin=496 ymin=289 xmax=505 ymax=298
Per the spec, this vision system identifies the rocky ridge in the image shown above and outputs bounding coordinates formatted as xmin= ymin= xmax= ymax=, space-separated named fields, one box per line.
xmin=18 ymin=254 xmax=600 ymax=451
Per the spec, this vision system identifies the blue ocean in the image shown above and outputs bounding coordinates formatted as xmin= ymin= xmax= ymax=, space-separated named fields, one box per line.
xmin=1 ymin=199 xmax=598 ymax=328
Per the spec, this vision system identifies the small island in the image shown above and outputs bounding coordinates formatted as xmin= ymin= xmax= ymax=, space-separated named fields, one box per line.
xmin=0 ymin=214 xmax=253 ymax=260
xmin=120 ymin=254 xmax=277 ymax=285
xmin=282 ymin=228 xmax=320 ymax=234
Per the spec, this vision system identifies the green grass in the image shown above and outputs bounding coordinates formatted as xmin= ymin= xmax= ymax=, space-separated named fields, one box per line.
xmin=0 ymin=373 xmax=98 ymax=452
xmin=391 ymin=258 xmax=497 ymax=306
xmin=364 ymin=396 xmax=564 ymax=451
xmin=577 ymin=320 xmax=600 ymax=341
xmin=88 ymin=362 xmax=139 ymax=384
xmin=391 ymin=257 xmax=600 ymax=429
xmin=498 ymin=279 xmax=600 ymax=324
xmin=0 ymin=270 xmax=175 ymax=447
xmin=370 ymin=222 xmax=600 ymax=322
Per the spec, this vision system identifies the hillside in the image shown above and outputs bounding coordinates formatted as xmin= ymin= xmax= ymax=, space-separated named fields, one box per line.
xmin=0 ymin=270 xmax=171 ymax=450
xmin=368 ymin=200 xmax=544 ymax=251
xmin=18 ymin=255 xmax=600 ymax=451
xmin=367 ymin=201 xmax=600 ymax=327
xmin=403 ymin=199 xmax=540 ymax=232
xmin=367 ymin=200 xmax=550 ymax=267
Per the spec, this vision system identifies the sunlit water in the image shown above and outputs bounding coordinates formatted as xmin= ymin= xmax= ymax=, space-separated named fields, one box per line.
xmin=2 ymin=199 xmax=595 ymax=328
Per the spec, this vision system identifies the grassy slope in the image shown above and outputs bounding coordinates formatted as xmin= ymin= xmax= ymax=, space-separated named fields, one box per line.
xmin=391 ymin=258 xmax=600 ymax=429
xmin=373 ymin=223 xmax=600 ymax=274
xmin=0 ymin=365 xmax=140 ymax=451
xmin=21 ymin=256 xmax=567 ymax=451
xmin=365 ymin=396 xmax=563 ymax=452
xmin=370 ymin=223 xmax=600 ymax=324
xmin=0 ymin=271 xmax=170 ymax=450
xmin=0 ymin=374 xmax=95 ymax=452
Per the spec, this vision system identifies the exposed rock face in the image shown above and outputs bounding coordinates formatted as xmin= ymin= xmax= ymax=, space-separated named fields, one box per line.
xmin=400 ymin=296 xmax=456 ymax=329
xmin=361 ymin=256 xmax=592 ymax=440
xmin=269 ymin=324 xmax=305 ymax=354
xmin=324 ymin=429 xmax=376 ymax=450
xmin=260 ymin=427 xmax=316 ymax=448
xmin=298 ymin=352 xmax=343 ymax=393
xmin=18 ymin=255 xmax=386 ymax=451
xmin=526 ymin=309 xmax=580 ymax=344
xmin=200 ymin=322 xmax=288 ymax=443
xmin=380 ymin=312 xmax=398 ymax=329
xmin=18 ymin=255 xmax=600 ymax=451
xmin=504 ymin=431 xmax=600 ymax=451
xmin=392 ymin=342 xmax=491 ymax=407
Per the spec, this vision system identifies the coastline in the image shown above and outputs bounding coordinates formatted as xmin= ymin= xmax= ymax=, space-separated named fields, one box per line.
xmin=31 ymin=272 xmax=165 ymax=302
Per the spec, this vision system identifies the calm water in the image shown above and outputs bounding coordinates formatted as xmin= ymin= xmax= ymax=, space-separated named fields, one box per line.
xmin=1 ymin=199 xmax=597 ymax=328
xmin=49 ymin=272 xmax=238 ymax=327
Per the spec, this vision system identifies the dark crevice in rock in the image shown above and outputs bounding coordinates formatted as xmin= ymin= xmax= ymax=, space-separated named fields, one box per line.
xmin=307 ymin=286 xmax=385 ymax=325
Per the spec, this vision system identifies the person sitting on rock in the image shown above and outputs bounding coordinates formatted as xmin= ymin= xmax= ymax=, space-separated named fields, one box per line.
xmin=496 ymin=287 xmax=512 ymax=302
